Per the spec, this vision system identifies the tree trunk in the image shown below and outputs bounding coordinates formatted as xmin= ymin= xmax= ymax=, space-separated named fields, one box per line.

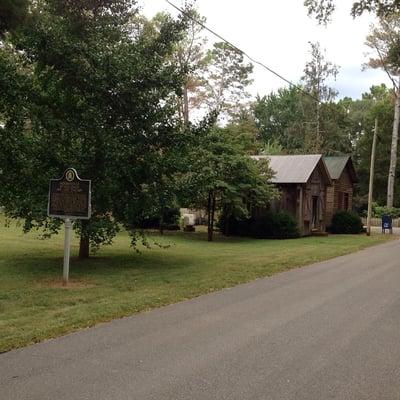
xmin=208 ymin=193 xmax=216 ymax=242
xmin=183 ymin=84 xmax=189 ymax=126
xmin=211 ymin=195 xmax=216 ymax=238
xmin=207 ymin=191 xmax=213 ymax=241
xmin=387 ymin=90 xmax=400 ymax=208
xmin=223 ymin=206 xmax=230 ymax=236
xmin=316 ymin=100 xmax=321 ymax=152
xmin=79 ymin=220 xmax=90 ymax=259
xmin=159 ymin=212 xmax=164 ymax=235
xmin=79 ymin=234 xmax=90 ymax=259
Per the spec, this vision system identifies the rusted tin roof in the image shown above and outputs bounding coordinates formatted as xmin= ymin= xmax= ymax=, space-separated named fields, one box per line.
xmin=323 ymin=156 xmax=357 ymax=182
xmin=251 ymin=154 xmax=331 ymax=184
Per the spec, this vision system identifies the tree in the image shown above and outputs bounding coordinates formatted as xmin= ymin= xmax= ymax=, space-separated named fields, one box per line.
xmin=253 ymin=42 xmax=345 ymax=155
xmin=221 ymin=107 xmax=262 ymax=154
xmin=181 ymin=129 xmax=276 ymax=241
xmin=260 ymin=140 xmax=285 ymax=155
xmin=365 ymin=15 xmax=400 ymax=207
xmin=304 ymin=0 xmax=400 ymax=24
xmin=301 ymin=41 xmax=339 ymax=152
xmin=253 ymin=87 xmax=310 ymax=152
xmin=151 ymin=12 xmax=254 ymax=125
xmin=151 ymin=6 xmax=208 ymax=125
xmin=198 ymin=42 xmax=254 ymax=121
xmin=350 ymin=85 xmax=399 ymax=208
xmin=173 ymin=7 xmax=208 ymax=125
xmin=253 ymin=85 xmax=351 ymax=155
xmin=0 ymin=0 xmax=189 ymax=257
xmin=0 ymin=0 xmax=29 ymax=35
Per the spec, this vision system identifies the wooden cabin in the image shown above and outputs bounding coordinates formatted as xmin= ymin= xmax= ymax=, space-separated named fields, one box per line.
xmin=252 ymin=155 xmax=332 ymax=236
xmin=323 ymin=156 xmax=357 ymax=227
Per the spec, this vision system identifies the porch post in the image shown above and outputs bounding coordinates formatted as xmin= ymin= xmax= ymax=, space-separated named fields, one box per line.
xmin=298 ymin=185 xmax=303 ymax=235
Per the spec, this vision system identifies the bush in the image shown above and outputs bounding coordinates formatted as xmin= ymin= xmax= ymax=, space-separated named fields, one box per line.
xmin=371 ymin=202 xmax=400 ymax=218
xmin=138 ymin=207 xmax=181 ymax=230
xmin=164 ymin=224 xmax=180 ymax=231
xmin=219 ymin=211 xmax=300 ymax=239
xmin=328 ymin=210 xmax=364 ymax=234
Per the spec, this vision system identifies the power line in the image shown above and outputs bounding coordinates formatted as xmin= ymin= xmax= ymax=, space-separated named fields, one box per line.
xmin=165 ymin=0 xmax=321 ymax=103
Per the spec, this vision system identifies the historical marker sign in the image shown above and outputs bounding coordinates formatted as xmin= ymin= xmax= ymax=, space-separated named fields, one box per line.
xmin=48 ymin=168 xmax=91 ymax=219
xmin=48 ymin=168 xmax=91 ymax=286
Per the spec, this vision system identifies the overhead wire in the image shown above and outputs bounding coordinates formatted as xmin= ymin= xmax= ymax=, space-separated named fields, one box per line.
xmin=165 ymin=0 xmax=321 ymax=104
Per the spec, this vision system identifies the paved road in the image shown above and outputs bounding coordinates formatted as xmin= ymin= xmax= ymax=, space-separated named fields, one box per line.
xmin=2 ymin=240 xmax=400 ymax=400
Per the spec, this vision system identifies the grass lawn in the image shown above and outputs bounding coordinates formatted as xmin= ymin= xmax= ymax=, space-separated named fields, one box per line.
xmin=0 ymin=216 xmax=393 ymax=353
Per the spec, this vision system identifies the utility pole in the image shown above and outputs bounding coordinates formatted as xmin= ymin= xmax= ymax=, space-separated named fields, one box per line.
xmin=387 ymin=88 xmax=400 ymax=208
xmin=367 ymin=118 xmax=378 ymax=236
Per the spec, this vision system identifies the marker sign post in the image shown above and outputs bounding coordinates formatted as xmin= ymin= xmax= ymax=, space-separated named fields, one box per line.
xmin=48 ymin=168 xmax=91 ymax=286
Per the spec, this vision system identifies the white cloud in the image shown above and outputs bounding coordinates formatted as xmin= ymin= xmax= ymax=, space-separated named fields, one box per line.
xmin=139 ymin=0 xmax=392 ymax=99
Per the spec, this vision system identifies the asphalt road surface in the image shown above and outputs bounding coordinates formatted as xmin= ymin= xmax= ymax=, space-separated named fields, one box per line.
xmin=1 ymin=240 xmax=400 ymax=400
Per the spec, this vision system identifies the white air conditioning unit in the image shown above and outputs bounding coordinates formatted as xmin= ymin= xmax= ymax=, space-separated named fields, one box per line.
xmin=182 ymin=213 xmax=195 ymax=227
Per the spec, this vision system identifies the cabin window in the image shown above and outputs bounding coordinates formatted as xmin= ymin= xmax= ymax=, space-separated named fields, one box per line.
xmin=343 ymin=193 xmax=349 ymax=210
xmin=338 ymin=192 xmax=349 ymax=210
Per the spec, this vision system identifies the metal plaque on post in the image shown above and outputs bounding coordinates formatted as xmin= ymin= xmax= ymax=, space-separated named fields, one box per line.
xmin=48 ymin=168 xmax=91 ymax=219
xmin=47 ymin=168 xmax=91 ymax=286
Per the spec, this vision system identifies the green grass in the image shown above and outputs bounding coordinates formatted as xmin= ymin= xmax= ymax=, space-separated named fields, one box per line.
xmin=0 ymin=217 xmax=393 ymax=353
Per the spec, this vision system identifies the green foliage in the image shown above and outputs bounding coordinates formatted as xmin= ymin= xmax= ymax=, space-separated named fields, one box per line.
xmin=152 ymin=7 xmax=254 ymax=125
xmin=222 ymin=108 xmax=262 ymax=154
xmin=74 ymin=216 xmax=120 ymax=253
xmin=302 ymin=42 xmax=339 ymax=102
xmin=150 ymin=6 xmax=208 ymax=124
xmin=0 ymin=0 xmax=192 ymax=255
xmin=0 ymin=0 xmax=29 ymax=35
xmin=219 ymin=212 xmax=300 ymax=239
xmin=304 ymin=0 xmax=336 ymax=24
xmin=301 ymin=41 xmax=340 ymax=152
xmin=138 ymin=207 xmax=181 ymax=229
xmin=349 ymin=85 xmax=400 ymax=207
xmin=351 ymin=0 xmax=400 ymax=16
xmin=304 ymin=0 xmax=400 ymax=24
xmin=200 ymin=42 xmax=254 ymax=119
xmin=180 ymin=128 xmax=277 ymax=240
xmin=365 ymin=15 xmax=400 ymax=79
xmin=371 ymin=202 xmax=400 ymax=218
xmin=261 ymin=140 xmax=285 ymax=155
xmin=253 ymin=42 xmax=349 ymax=155
xmin=253 ymin=87 xmax=309 ymax=152
xmin=253 ymin=86 xmax=353 ymax=154
xmin=329 ymin=210 xmax=364 ymax=234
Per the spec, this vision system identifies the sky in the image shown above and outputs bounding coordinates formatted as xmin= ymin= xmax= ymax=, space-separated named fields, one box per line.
xmin=138 ymin=0 xmax=392 ymax=100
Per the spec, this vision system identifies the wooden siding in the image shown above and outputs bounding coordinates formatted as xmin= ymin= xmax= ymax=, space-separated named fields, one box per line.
xmin=302 ymin=165 xmax=327 ymax=235
xmin=274 ymin=164 xmax=328 ymax=236
xmin=252 ymin=158 xmax=331 ymax=236
xmin=325 ymin=165 xmax=354 ymax=226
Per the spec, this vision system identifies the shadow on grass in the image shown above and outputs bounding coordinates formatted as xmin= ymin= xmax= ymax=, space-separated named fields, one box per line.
xmin=2 ymin=228 xmax=383 ymax=285
xmin=143 ymin=228 xmax=255 ymax=243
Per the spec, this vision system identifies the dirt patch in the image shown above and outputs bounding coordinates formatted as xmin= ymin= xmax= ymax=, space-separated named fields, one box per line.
xmin=38 ymin=279 xmax=97 ymax=289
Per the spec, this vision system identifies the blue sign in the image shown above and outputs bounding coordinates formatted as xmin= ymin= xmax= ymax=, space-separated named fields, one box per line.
xmin=382 ymin=215 xmax=392 ymax=233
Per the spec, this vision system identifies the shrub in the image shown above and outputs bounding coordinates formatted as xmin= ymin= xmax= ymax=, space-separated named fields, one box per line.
xmin=371 ymin=202 xmax=400 ymax=219
xmin=164 ymin=224 xmax=180 ymax=231
xmin=219 ymin=212 xmax=300 ymax=239
xmin=329 ymin=210 xmax=364 ymax=234
xmin=138 ymin=207 xmax=181 ymax=230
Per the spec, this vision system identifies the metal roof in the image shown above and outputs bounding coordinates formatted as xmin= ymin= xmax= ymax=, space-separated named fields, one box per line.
xmin=323 ymin=156 xmax=357 ymax=181
xmin=251 ymin=154 xmax=329 ymax=184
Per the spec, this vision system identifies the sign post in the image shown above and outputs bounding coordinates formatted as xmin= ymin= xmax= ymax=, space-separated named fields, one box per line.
xmin=48 ymin=168 xmax=91 ymax=286
xmin=63 ymin=218 xmax=72 ymax=285
xmin=367 ymin=118 xmax=378 ymax=236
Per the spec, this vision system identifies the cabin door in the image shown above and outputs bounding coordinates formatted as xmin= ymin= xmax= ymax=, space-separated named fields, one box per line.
xmin=311 ymin=196 xmax=319 ymax=229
